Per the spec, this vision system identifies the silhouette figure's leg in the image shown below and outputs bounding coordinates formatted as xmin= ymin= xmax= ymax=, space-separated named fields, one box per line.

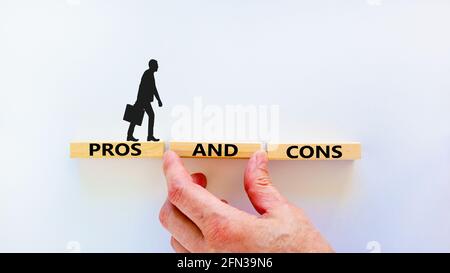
xmin=145 ymin=104 xmax=159 ymax=141
xmin=127 ymin=123 xmax=135 ymax=136
xmin=127 ymin=123 xmax=139 ymax=142
xmin=147 ymin=105 xmax=155 ymax=137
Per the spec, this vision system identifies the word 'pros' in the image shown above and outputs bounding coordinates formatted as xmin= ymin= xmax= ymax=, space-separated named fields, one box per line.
xmin=89 ymin=143 xmax=141 ymax=156
xmin=69 ymin=142 xmax=164 ymax=158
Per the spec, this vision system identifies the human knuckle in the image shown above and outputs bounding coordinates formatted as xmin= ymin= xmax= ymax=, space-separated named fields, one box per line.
xmin=170 ymin=237 xmax=177 ymax=249
xmin=168 ymin=182 xmax=184 ymax=204
xmin=204 ymin=215 xmax=237 ymax=244
xmin=256 ymin=175 xmax=271 ymax=186
xmin=159 ymin=205 xmax=170 ymax=227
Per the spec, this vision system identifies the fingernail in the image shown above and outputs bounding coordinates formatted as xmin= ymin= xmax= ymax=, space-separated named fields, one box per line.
xmin=256 ymin=150 xmax=267 ymax=163
xmin=164 ymin=150 xmax=175 ymax=159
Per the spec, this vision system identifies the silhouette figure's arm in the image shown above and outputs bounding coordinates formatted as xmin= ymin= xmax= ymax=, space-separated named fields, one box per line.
xmin=154 ymin=87 xmax=162 ymax=104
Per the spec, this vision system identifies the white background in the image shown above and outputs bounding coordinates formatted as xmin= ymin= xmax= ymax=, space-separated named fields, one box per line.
xmin=1 ymin=0 xmax=449 ymax=252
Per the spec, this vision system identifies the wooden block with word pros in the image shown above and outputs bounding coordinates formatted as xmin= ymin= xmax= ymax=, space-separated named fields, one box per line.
xmin=70 ymin=142 xmax=164 ymax=158
xmin=267 ymin=143 xmax=361 ymax=160
xmin=170 ymin=142 xmax=261 ymax=159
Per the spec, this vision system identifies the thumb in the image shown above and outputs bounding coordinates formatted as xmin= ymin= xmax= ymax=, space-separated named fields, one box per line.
xmin=244 ymin=150 xmax=287 ymax=214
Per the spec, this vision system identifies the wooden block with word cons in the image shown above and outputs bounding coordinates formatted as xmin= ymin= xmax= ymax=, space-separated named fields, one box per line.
xmin=267 ymin=143 xmax=361 ymax=160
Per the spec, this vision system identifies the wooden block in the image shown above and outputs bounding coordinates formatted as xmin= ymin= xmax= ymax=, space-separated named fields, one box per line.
xmin=70 ymin=142 xmax=164 ymax=158
xmin=267 ymin=143 xmax=361 ymax=160
xmin=170 ymin=142 xmax=261 ymax=159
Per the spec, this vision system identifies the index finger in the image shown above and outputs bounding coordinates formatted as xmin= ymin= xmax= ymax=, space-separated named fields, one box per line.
xmin=162 ymin=150 xmax=235 ymax=230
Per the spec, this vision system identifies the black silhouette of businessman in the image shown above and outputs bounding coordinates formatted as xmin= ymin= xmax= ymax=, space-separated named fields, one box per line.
xmin=127 ymin=59 xmax=163 ymax=142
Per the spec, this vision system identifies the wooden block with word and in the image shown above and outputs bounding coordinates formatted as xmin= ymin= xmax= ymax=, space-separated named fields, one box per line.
xmin=267 ymin=143 xmax=361 ymax=160
xmin=169 ymin=142 xmax=261 ymax=159
xmin=70 ymin=142 xmax=164 ymax=158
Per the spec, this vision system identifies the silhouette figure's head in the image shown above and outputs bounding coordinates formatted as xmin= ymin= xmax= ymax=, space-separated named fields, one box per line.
xmin=148 ymin=59 xmax=158 ymax=72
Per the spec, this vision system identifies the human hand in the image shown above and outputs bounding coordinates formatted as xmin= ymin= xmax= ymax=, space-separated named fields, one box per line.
xmin=158 ymin=101 xmax=163 ymax=107
xmin=159 ymin=150 xmax=334 ymax=253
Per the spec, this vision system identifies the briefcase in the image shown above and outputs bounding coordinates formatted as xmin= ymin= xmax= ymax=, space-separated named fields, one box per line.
xmin=123 ymin=104 xmax=144 ymax=126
